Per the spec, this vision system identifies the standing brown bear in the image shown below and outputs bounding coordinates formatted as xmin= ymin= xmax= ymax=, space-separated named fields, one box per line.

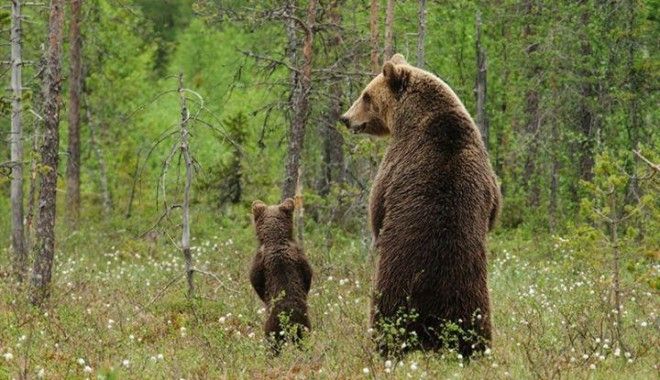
xmin=249 ymin=198 xmax=313 ymax=351
xmin=340 ymin=54 xmax=500 ymax=357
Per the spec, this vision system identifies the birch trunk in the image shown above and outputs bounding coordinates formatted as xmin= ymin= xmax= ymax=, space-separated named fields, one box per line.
xmin=10 ymin=0 xmax=27 ymax=282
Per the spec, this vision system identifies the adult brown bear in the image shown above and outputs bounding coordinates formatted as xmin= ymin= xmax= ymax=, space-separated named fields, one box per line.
xmin=340 ymin=54 xmax=500 ymax=357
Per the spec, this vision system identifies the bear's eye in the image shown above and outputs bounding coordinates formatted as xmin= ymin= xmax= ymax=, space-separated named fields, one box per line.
xmin=362 ymin=92 xmax=371 ymax=104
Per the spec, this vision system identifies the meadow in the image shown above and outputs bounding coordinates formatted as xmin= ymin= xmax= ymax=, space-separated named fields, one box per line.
xmin=1 ymin=212 xmax=657 ymax=379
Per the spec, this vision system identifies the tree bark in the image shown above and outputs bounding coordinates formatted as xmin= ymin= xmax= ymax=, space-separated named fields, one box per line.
xmin=10 ymin=0 xmax=27 ymax=282
xmin=30 ymin=0 xmax=65 ymax=306
xmin=178 ymin=73 xmax=194 ymax=298
xmin=282 ymin=0 xmax=317 ymax=200
xmin=417 ymin=0 xmax=426 ymax=68
xmin=65 ymin=0 xmax=83 ymax=224
xmin=474 ymin=10 xmax=488 ymax=150
xmin=319 ymin=0 xmax=345 ymax=196
xmin=521 ymin=0 xmax=541 ymax=208
xmin=369 ymin=0 xmax=379 ymax=73
xmin=625 ymin=0 xmax=640 ymax=203
xmin=384 ymin=0 xmax=395 ymax=60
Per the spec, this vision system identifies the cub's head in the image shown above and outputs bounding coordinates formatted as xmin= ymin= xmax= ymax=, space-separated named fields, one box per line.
xmin=339 ymin=54 xmax=411 ymax=136
xmin=251 ymin=198 xmax=295 ymax=244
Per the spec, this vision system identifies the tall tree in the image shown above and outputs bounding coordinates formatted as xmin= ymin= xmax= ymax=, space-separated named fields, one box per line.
xmin=65 ymin=0 xmax=83 ymax=223
xmin=369 ymin=0 xmax=379 ymax=73
xmin=319 ymin=0 xmax=345 ymax=196
xmin=521 ymin=0 xmax=541 ymax=207
xmin=384 ymin=0 xmax=395 ymax=60
xmin=30 ymin=0 xmax=65 ymax=306
xmin=10 ymin=0 xmax=27 ymax=281
xmin=417 ymin=0 xmax=426 ymax=68
xmin=474 ymin=10 xmax=488 ymax=150
xmin=282 ymin=0 xmax=317 ymax=199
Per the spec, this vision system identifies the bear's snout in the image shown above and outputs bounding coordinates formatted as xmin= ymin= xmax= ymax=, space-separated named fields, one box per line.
xmin=339 ymin=114 xmax=350 ymax=128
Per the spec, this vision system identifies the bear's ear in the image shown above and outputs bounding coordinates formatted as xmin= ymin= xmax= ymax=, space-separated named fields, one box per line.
xmin=279 ymin=198 xmax=295 ymax=215
xmin=389 ymin=53 xmax=407 ymax=65
xmin=252 ymin=200 xmax=267 ymax=220
xmin=383 ymin=61 xmax=409 ymax=93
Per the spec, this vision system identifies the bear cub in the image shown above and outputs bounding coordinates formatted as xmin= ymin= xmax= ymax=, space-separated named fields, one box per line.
xmin=249 ymin=198 xmax=313 ymax=351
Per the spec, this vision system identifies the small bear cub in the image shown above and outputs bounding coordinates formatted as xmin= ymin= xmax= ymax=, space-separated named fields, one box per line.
xmin=249 ymin=198 xmax=312 ymax=350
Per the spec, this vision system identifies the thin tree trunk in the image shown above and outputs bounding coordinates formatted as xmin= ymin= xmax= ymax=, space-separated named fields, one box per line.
xmin=384 ymin=0 xmax=395 ymax=60
xmin=10 ymin=0 xmax=27 ymax=282
xmin=608 ymin=192 xmax=624 ymax=348
xmin=625 ymin=0 xmax=640 ymax=203
xmin=26 ymin=57 xmax=46 ymax=250
xmin=87 ymin=108 xmax=112 ymax=215
xmin=65 ymin=0 xmax=83 ymax=224
xmin=522 ymin=0 xmax=541 ymax=208
xmin=369 ymin=0 xmax=379 ymax=73
xmin=417 ymin=0 xmax=426 ymax=68
xmin=30 ymin=0 xmax=64 ymax=306
xmin=319 ymin=0 xmax=345 ymax=196
xmin=549 ymin=122 xmax=559 ymax=230
xmin=282 ymin=0 xmax=317 ymax=200
xmin=178 ymin=73 xmax=194 ymax=298
xmin=474 ymin=10 xmax=488 ymax=150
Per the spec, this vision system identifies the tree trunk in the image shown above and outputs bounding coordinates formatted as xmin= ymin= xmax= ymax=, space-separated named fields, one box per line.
xmin=30 ymin=0 xmax=65 ymax=306
xmin=625 ymin=0 xmax=640 ymax=204
xmin=65 ymin=0 xmax=83 ymax=224
xmin=26 ymin=56 xmax=46 ymax=251
xmin=10 ymin=0 xmax=27 ymax=282
xmin=87 ymin=108 xmax=112 ymax=215
xmin=369 ymin=0 xmax=379 ymax=73
xmin=384 ymin=0 xmax=395 ymax=60
xmin=417 ymin=0 xmax=426 ymax=68
xmin=178 ymin=73 xmax=194 ymax=298
xmin=474 ymin=10 xmax=488 ymax=150
xmin=319 ymin=0 xmax=345 ymax=196
xmin=522 ymin=0 xmax=541 ymax=208
xmin=282 ymin=0 xmax=317 ymax=200
xmin=549 ymin=122 xmax=560 ymax=230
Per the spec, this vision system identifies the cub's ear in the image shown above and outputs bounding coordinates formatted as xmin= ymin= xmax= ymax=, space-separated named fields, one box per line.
xmin=280 ymin=198 xmax=295 ymax=214
xmin=252 ymin=200 xmax=267 ymax=220
xmin=389 ymin=53 xmax=407 ymax=65
xmin=383 ymin=61 xmax=409 ymax=93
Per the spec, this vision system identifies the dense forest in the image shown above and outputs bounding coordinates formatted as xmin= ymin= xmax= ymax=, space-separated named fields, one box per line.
xmin=0 ymin=0 xmax=658 ymax=378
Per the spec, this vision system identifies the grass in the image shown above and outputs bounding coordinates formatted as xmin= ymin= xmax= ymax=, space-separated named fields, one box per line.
xmin=0 ymin=208 xmax=657 ymax=379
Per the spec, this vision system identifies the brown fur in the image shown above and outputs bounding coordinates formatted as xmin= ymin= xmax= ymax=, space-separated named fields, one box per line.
xmin=249 ymin=198 xmax=312 ymax=351
xmin=340 ymin=54 xmax=501 ymax=357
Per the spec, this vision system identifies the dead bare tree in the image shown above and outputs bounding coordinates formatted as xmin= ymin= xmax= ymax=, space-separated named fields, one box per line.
xmin=65 ymin=0 xmax=83 ymax=224
xmin=474 ymin=10 xmax=488 ymax=149
xmin=178 ymin=73 xmax=195 ymax=298
xmin=30 ymin=0 xmax=65 ymax=306
xmin=282 ymin=0 xmax=318 ymax=200
xmin=10 ymin=0 xmax=27 ymax=282
xmin=370 ymin=0 xmax=379 ymax=73
xmin=417 ymin=0 xmax=426 ymax=68
xmin=384 ymin=0 xmax=395 ymax=60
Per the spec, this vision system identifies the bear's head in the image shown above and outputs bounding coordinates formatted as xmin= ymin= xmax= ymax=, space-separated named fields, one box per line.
xmin=252 ymin=198 xmax=295 ymax=244
xmin=339 ymin=53 xmax=412 ymax=136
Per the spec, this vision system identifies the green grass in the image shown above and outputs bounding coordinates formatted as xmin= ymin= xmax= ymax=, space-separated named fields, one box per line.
xmin=0 ymin=210 xmax=657 ymax=379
